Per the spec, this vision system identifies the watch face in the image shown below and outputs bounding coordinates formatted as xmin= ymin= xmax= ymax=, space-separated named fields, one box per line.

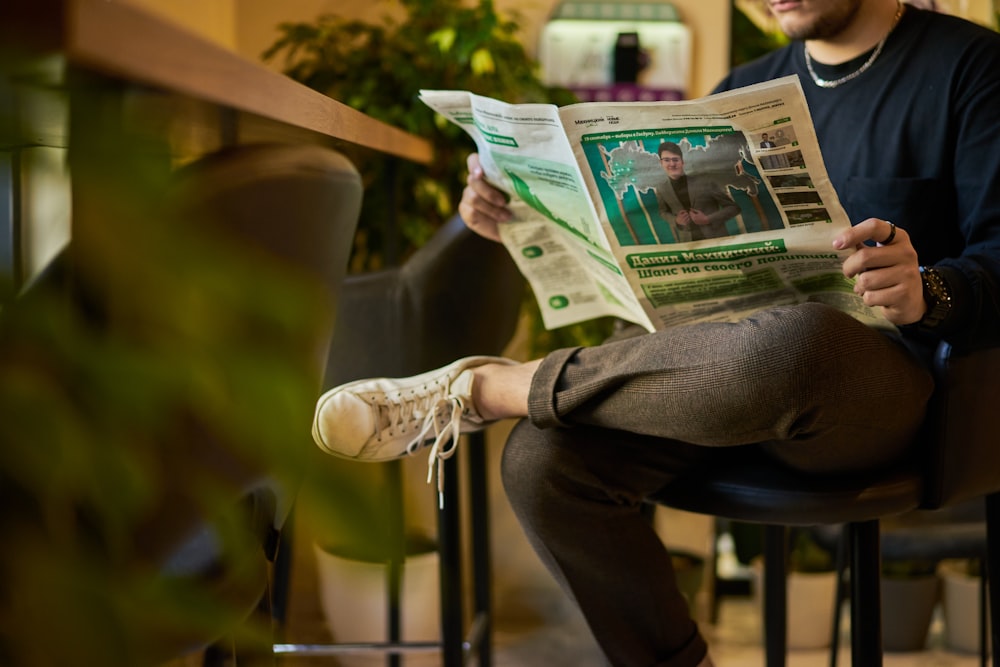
xmin=919 ymin=267 xmax=952 ymax=329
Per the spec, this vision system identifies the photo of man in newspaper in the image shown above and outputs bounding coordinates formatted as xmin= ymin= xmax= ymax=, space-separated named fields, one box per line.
xmin=582 ymin=129 xmax=786 ymax=246
xmin=655 ymin=140 xmax=741 ymax=242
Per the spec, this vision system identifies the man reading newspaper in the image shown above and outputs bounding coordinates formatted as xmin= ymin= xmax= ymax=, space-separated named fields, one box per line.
xmin=313 ymin=1 xmax=1000 ymax=665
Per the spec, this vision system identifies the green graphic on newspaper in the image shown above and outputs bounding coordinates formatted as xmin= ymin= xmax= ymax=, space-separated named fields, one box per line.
xmin=492 ymin=153 xmax=603 ymax=249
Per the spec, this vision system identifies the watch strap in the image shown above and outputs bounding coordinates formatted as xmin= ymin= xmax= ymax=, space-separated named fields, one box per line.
xmin=917 ymin=265 xmax=953 ymax=330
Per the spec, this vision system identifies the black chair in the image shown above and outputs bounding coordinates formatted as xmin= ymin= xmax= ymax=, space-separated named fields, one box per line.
xmin=273 ymin=213 xmax=525 ymax=667
xmin=651 ymin=342 xmax=1000 ymax=667
xmin=813 ymin=499 xmax=990 ymax=666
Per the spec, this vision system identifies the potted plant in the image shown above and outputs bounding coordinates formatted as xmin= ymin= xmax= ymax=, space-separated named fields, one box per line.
xmin=879 ymin=558 xmax=940 ymax=652
xmin=939 ymin=558 xmax=989 ymax=654
xmin=750 ymin=528 xmax=838 ymax=650
xmin=261 ymin=0 xmax=576 ymax=273
xmin=786 ymin=529 xmax=839 ymax=650
xmin=261 ymin=0 xmax=617 ymax=356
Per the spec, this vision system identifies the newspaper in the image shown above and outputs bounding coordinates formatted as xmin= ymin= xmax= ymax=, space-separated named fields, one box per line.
xmin=420 ymin=76 xmax=892 ymax=333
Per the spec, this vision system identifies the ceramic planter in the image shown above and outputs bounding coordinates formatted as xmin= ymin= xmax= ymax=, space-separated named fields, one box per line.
xmin=940 ymin=558 xmax=990 ymax=655
xmin=751 ymin=559 xmax=839 ymax=649
xmin=313 ymin=544 xmax=441 ymax=666
xmin=880 ymin=573 xmax=940 ymax=652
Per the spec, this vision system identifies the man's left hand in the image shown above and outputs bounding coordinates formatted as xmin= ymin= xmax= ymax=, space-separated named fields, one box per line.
xmin=834 ymin=218 xmax=925 ymax=325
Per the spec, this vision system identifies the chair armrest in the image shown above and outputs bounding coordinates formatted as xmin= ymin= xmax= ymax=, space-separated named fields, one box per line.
xmin=323 ymin=214 xmax=524 ymax=385
xmin=921 ymin=343 xmax=1000 ymax=508
xmin=400 ymin=214 xmax=524 ymax=370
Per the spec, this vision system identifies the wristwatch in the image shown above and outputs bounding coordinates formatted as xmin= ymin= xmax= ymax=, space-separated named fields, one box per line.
xmin=916 ymin=266 xmax=953 ymax=330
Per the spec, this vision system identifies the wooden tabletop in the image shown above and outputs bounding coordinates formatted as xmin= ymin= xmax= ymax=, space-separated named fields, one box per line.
xmin=0 ymin=0 xmax=434 ymax=164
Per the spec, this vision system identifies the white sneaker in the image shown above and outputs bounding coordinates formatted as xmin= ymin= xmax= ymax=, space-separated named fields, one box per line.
xmin=312 ymin=356 xmax=517 ymax=503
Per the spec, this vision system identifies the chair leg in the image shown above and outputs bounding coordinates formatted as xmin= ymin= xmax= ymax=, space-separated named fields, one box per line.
xmin=467 ymin=431 xmax=493 ymax=667
xmin=763 ymin=525 xmax=787 ymax=667
xmin=986 ymin=492 xmax=1000 ymax=667
xmin=829 ymin=524 xmax=850 ymax=667
xmin=387 ymin=460 xmax=404 ymax=667
xmin=270 ymin=510 xmax=294 ymax=635
xmin=848 ymin=520 xmax=882 ymax=666
xmin=981 ymin=557 xmax=989 ymax=667
xmin=202 ymin=641 xmax=232 ymax=667
xmin=218 ymin=572 xmax=277 ymax=667
xmin=438 ymin=454 xmax=464 ymax=667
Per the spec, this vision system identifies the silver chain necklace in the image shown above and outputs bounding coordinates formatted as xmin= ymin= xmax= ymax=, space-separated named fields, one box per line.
xmin=804 ymin=2 xmax=904 ymax=89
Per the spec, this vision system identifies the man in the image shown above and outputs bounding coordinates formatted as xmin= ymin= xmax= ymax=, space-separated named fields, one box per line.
xmin=312 ymin=1 xmax=1000 ymax=665
xmin=760 ymin=132 xmax=777 ymax=148
xmin=655 ymin=141 xmax=741 ymax=241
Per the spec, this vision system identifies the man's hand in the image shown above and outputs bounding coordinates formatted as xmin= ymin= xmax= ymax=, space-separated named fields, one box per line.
xmin=676 ymin=209 xmax=692 ymax=227
xmin=833 ymin=218 xmax=926 ymax=325
xmin=458 ymin=153 xmax=510 ymax=243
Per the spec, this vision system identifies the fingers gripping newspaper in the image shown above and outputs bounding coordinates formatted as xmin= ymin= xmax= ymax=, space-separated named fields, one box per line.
xmin=420 ymin=76 xmax=892 ymax=333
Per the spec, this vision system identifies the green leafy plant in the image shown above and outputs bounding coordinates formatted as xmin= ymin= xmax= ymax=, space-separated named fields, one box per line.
xmin=788 ymin=529 xmax=835 ymax=573
xmin=882 ymin=558 xmax=938 ymax=579
xmin=731 ymin=0 xmax=789 ymax=67
xmin=0 ymin=111 xmax=378 ymax=666
xmin=262 ymin=0 xmax=617 ymax=353
xmin=263 ymin=0 xmax=577 ymax=273
xmin=946 ymin=557 xmax=983 ymax=578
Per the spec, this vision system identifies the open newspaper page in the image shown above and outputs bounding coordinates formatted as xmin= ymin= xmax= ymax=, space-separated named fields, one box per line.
xmin=558 ymin=76 xmax=892 ymax=331
xmin=421 ymin=77 xmax=892 ymax=332
xmin=419 ymin=90 xmax=656 ymax=331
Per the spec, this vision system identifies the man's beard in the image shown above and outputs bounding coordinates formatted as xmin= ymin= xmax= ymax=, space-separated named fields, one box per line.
xmin=779 ymin=0 xmax=865 ymax=40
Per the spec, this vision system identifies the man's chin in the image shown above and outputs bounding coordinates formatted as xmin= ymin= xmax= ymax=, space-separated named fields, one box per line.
xmin=768 ymin=0 xmax=817 ymax=39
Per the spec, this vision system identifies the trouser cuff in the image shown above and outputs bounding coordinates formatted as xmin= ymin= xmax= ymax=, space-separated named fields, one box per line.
xmin=527 ymin=346 xmax=579 ymax=429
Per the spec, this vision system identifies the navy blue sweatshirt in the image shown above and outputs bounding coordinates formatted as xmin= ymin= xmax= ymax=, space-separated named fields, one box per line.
xmin=714 ymin=7 xmax=1000 ymax=349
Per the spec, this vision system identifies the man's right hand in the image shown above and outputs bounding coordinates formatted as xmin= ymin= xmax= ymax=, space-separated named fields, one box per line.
xmin=458 ymin=153 xmax=511 ymax=242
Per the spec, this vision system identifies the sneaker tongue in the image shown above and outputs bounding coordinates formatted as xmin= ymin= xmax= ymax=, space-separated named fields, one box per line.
xmin=450 ymin=370 xmax=474 ymax=398
xmin=374 ymin=382 xmax=447 ymax=435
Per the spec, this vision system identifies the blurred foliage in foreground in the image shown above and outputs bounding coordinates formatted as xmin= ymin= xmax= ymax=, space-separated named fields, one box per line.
xmin=0 ymin=101 xmax=376 ymax=664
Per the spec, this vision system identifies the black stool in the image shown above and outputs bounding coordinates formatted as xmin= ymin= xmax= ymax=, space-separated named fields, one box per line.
xmin=652 ymin=343 xmax=1000 ymax=667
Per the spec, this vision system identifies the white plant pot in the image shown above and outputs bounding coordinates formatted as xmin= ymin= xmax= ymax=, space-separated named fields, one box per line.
xmin=940 ymin=559 xmax=990 ymax=655
xmin=751 ymin=559 xmax=838 ymax=650
xmin=313 ymin=544 xmax=441 ymax=666
xmin=880 ymin=574 xmax=939 ymax=652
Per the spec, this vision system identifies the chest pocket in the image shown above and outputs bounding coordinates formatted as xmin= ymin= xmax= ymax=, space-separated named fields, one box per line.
xmin=843 ymin=176 xmax=961 ymax=264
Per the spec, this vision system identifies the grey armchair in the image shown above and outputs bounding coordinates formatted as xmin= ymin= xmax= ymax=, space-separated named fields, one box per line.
xmin=164 ymin=142 xmax=363 ymax=666
xmin=275 ymin=213 xmax=524 ymax=667
xmin=4 ymin=142 xmax=363 ymax=666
